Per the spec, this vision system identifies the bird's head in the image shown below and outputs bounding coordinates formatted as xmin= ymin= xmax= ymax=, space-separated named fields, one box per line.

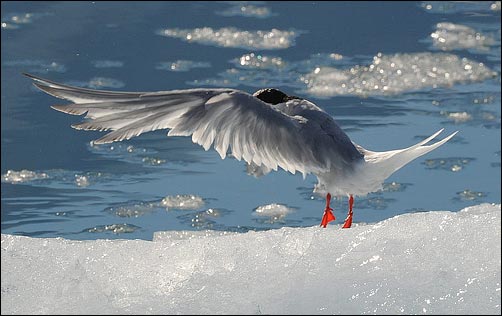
xmin=253 ymin=88 xmax=289 ymax=105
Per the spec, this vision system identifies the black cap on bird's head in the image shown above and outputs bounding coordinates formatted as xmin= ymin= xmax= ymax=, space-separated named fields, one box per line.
xmin=253 ymin=88 xmax=289 ymax=105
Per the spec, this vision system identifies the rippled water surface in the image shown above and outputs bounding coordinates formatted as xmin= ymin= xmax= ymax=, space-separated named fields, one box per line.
xmin=1 ymin=1 xmax=500 ymax=240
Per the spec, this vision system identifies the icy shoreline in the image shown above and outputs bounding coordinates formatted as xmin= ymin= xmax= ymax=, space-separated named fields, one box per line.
xmin=2 ymin=203 xmax=501 ymax=315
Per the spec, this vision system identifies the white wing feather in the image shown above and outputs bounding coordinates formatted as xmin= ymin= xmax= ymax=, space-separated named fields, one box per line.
xmin=26 ymin=73 xmax=331 ymax=176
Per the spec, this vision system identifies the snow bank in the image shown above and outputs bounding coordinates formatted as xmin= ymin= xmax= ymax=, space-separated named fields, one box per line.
xmin=1 ymin=204 xmax=500 ymax=315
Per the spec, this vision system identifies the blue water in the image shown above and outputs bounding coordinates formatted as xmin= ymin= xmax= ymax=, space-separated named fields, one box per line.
xmin=1 ymin=1 xmax=500 ymax=240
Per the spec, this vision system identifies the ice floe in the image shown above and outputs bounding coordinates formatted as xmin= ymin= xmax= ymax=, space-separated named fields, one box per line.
xmin=1 ymin=170 xmax=49 ymax=184
xmin=216 ymin=4 xmax=275 ymax=19
xmin=155 ymin=60 xmax=211 ymax=72
xmin=1 ymin=203 xmax=500 ymax=314
xmin=156 ymin=27 xmax=301 ymax=50
xmin=423 ymin=157 xmax=475 ymax=172
xmin=1 ymin=12 xmax=52 ymax=30
xmin=430 ymin=22 xmax=496 ymax=52
xmin=303 ymin=52 xmax=497 ymax=98
xmin=191 ymin=52 xmax=496 ymax=98
xmin=66 ymin=77 xmax=125 ymax=89
xmin=161 ymin=194 xmax=205 ymax=210
xmin=3 ymin=60 xmax=66 ymax=74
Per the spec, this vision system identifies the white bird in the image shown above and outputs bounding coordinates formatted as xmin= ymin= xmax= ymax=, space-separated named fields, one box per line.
xmin=25 ymin=73 xmax=457 ymax=228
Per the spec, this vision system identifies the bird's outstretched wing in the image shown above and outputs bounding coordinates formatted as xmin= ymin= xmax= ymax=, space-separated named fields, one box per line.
xmin=25 ymin=73 xmax=332 ymax=175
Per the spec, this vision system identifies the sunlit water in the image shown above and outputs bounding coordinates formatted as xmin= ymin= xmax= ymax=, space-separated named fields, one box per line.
xmin=1 ymin=1 xmax=500 ymax=240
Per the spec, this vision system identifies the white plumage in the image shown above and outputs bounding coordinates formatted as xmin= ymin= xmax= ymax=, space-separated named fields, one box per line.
xmin=25 ymin=73 xmax=457 ymax=227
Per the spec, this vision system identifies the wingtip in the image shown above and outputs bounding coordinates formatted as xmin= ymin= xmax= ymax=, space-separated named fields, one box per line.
xmin=434 ymin=128 xmax=444 ymax=137
xmin=426 ymin=129 xmax=458 ymax=149
xmin=25 ymin=73 xmax=53 ymax=90
xmin=433 ymin=128 xmax=458 ymax=142
xmin=22 ymin=72 xmax=35 ymax=78
xmin=23 ymin=72 xmax=44 ymax=82
xmin=429 ymin=129 xmax=458 ymax=146
xmin=445 ymin=130 xmax=459 ymax=140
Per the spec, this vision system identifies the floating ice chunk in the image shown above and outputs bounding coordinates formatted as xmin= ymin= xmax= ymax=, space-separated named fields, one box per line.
xmin=304 ymin=52 xmax=496 ymax=97
xmin=3 ymin=12 xmax=41 ymax=24
xmin=216 ymin=4 xmax=275 ymax=18
xmin=421 ymin=1 xmax=498 ymax=14
xmin=430 ymin=22 xmax=496 ymax=52
xmin=84 ymin=223 xmax=140 ymax=234
xmin=161 ymin=194 xmax=205 ymax=210
xmin=194 ymin=52 xmax=496 ymax=97
xmin=1 ymin=169 xmax=49 ymax=184
xmin=1 ymin=22 xmax=19 ymax=29
xmin=438 ymin=108 xmax=499 ymax=128
xmin=441 ymin=111 xmax=473 ymax=123
xmin=70 ymin=172 xmax=105 ymax=187
xmin=3 ymin=60 xmax=66 ymax=73
xmin=176 ymin=208 xmax=231 ymax=229
xmin=453 ymin=189 xmax=487 ymax=202
xmin=1 ymin=169 xmax=111 ymax=187
xmin=105 ymin=201 xmax=159 ymax=218
xmin=232 ymin=52 xmax=285 ymax=69
xmin=191 ymin=52 xmax=348 ymax=89
xmin=1 ymin=12 xmax=52 ymax=30
xmin=253 ymin=203 xmax=293 ymax=222
xmin=156 ymin=27 xmax=301 ymax=50
xmin=74 ymin=175 xmax=90 ymax=187
xmin=423 ymin=157 xmax=475 ymax=172
xmin=190 ymin=65 xmax=306 ymax=89
xmin=141 ymin=157 xmax=166 ymax=165
xmin=66 ymin=77 xmax=125 ymax=89
xmin=155 ymin=60 xmax=211 ymax=72
xmin=87 ymin=77 xmax=125 ymax=89
xmin=91 ymin=60 xmax=124 ymax=68
xmin=254 ymin=203 xmax=292 ymax=217
xmin=381 ymin=181 xmax=412 ymax=193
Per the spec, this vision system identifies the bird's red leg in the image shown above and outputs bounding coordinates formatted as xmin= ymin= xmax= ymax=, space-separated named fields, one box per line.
xmin=342 ymin=195 xmax=354 ymax=229
xmin=320 ymin=193 xmax=336 ymax=228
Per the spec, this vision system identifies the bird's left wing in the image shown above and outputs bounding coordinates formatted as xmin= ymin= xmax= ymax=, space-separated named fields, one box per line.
xmin=25 ymin=73 xmax=330 ymax=175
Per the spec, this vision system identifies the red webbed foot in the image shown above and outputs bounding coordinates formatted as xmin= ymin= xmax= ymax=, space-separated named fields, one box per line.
xmin=320 ymin=193 xmax=336 ymax=228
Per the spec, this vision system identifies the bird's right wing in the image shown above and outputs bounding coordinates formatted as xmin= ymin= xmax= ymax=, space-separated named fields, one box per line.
xmin=26 ymin=73 xmax=331 ymax=176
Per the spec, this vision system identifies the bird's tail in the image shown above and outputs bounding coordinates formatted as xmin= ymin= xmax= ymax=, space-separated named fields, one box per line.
xmin=354 ymin=129 xmax=458 ymax=190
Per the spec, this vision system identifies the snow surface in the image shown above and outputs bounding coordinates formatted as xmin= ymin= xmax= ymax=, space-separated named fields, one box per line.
xmin=1 ymin=203 xmax=501 ymax=315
